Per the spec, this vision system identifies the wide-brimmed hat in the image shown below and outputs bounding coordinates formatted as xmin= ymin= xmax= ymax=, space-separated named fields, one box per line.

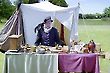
xmin=44 ymin=16 xmax=53 ymax=23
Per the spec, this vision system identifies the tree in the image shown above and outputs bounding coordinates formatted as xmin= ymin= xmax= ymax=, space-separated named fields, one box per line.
xmin=49 ymin=0 xmax=67 ymax=7
xmin=79 ymin=13 xmax=83 ymax=19
xmin=95 ymin=13 xmax=102 ymax=19
xmin=103 ymin=7 xmax=110 ymax=17
xmin=83 ymin=14 xmax=96 ymax=19
xmin=14 ymin=0 xmax=29 ymax=5
xmin=0 ymin=0 xmax=15 ymax=19
xmin=28 ymin=0 xmax=38 ymax=4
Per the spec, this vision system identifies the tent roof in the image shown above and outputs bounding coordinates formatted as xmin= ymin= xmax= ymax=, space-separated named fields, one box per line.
xmin=21 ymin=1 xmax=75 ymax=12
xmin=20 ymin=1 xmax=78 ymax=30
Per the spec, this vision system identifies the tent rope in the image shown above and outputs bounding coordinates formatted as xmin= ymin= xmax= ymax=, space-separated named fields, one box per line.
xmin=78 ymin=0 xmax=80 ymax=7
xmin=80 ymin=8 xmax=91 ymax=40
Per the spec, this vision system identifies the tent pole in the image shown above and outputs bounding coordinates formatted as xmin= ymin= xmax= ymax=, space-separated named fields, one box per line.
xmin=68 ymin=12 xmax=74 ymax=52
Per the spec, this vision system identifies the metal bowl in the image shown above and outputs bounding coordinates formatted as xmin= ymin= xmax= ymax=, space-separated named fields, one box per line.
xmin=37 ymin=48 xmax=46 ymax=54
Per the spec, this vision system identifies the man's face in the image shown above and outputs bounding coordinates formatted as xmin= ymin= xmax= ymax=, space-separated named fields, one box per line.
xmin=45 ymin=20 xmax=52 ymax=28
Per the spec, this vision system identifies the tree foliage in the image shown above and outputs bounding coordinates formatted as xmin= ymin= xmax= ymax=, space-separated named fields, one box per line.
xmin=14 ymin=0 xmax=29 ymax=5
xmin=103 ymin=6 xmax=110 ymax=17
xmin=14 ymin=0 xmax=39 ymax=6
xmin=0 ymin=0 xmax=15 ymax=19
xmin=28 ymin=0 xmax=38 ymax=4
xmin=49 ymin=0 xmax=68 ymax=7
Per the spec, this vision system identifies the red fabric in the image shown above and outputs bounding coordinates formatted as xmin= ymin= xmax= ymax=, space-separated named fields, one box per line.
xmin=58 ymin=53 xmax=100 ymax=73
xmin=60 ymin=24 xmax=65 ymax=44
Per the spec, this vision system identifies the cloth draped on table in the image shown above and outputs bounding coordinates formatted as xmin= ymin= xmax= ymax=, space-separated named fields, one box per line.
xmin=3 ymin=53 xmax=58 ymax=73
xmin=3 ymin=53 xmax=100 ymax=73
xmin=58 ymin=53 xmax=100 ymax=73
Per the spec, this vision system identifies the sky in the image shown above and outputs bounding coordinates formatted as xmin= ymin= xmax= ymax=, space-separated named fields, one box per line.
xmin=10 ymin=0 xmax=110 ymax=14
xmin=65 ymin=0 xmax=110 ymax=14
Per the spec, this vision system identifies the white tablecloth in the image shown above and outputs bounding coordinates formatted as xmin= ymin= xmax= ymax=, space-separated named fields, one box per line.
xmin=3 ymin=53 xmax=58 ymax=73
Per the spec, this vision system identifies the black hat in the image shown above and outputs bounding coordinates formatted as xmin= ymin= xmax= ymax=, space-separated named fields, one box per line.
xmin=44 ymin=16 xmax=53 ymax=23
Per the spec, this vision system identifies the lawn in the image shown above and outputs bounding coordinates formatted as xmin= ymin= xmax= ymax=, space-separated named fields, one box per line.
xmin=78 ymin=25 xmax=110 ymax=52
xmin=0 ymin=53 xmax=4 ymax=73
xmin=100 ymin=58 xmax=110 ymax=73
xmin=0 ymin=19 xmax=110 ymax=73
xmin=78 ymin=19 xmax=110 ymax=52
xmin=0 ymin=19 xmax=6 ymax=73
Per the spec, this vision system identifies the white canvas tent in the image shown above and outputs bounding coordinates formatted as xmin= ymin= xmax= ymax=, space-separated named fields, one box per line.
xmin=21 ymin=1 xmax=79 ymax=45
xmin=0 ymin=1 xmax=79 ymax=51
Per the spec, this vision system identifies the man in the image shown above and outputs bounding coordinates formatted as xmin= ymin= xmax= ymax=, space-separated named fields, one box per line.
xmin=35 ymin=16 xmax=62 ymax=47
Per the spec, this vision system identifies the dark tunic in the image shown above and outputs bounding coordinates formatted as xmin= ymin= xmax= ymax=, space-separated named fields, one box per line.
xmin=35 ymin=27 xmax=61 ymax=47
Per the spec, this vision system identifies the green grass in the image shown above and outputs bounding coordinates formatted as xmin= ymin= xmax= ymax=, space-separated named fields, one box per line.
xmin=0 ymin=19 xmax=110 ymax=73
xmin=0 ymin=53 xmax=5 ymax=73
xmin=100 ymin=58 xmax=110 ymax=73
xmin=0 ymin=19 xmax=6 ymax=73
xmin=79 ymin=19 xmax=110 ymax=25
xmin=78 ymin=19 xmax=110 ymax=52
